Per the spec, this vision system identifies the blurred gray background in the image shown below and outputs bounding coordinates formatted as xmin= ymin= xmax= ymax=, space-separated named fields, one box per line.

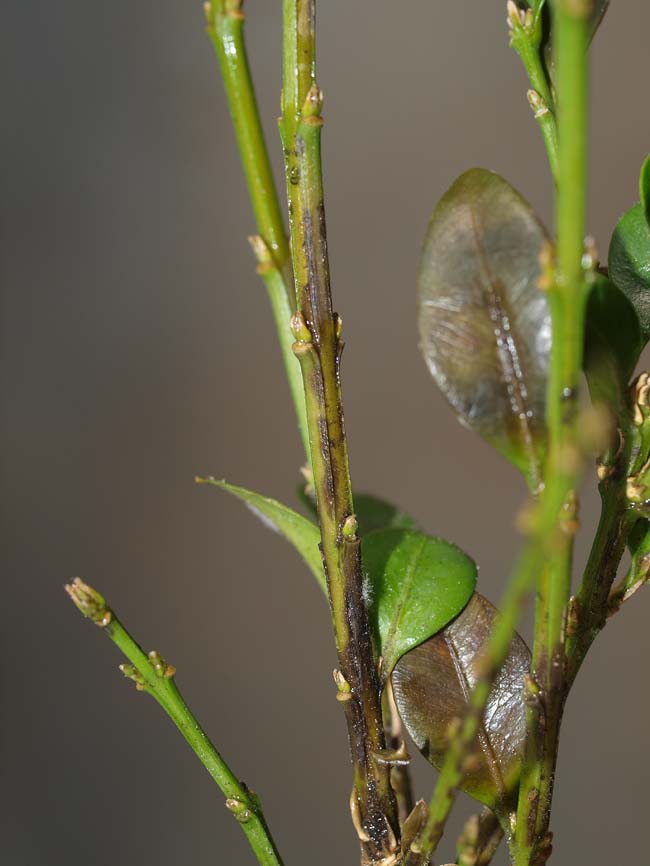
xmin=3 ymin=2 xmax=650 ymax=864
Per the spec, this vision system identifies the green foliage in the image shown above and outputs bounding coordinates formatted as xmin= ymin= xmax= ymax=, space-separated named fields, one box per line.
xmin=197 ymin=477 xmax=325 ymax=593
xmin=298 ymin=485 xmax=416 ymax=534
xmin=583 ymin=275 xmax=643 ymax=409
xmin=543 ymin=0 xmax=610 ymax=84
xmin=211 ymin=482 xmax=473 ymax=675
xmin=392 ymin=593 xmax=530 ymax=814
xmin=353 ymin=494 xmax=417 ymax=534
xmin=69 ymin=5 xmax=650 ymax=866
xmin=639 ymin=155 xmax=650 ymax=226
xmin=362 ymin=528 xmax=477 ymax=678
xmin=417 ymin=168 xmax=550 ymax=490
xmin=608 ymin=203 xmax=650 ymax=340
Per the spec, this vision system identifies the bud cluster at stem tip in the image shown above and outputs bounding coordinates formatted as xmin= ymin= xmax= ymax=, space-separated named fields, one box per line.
xmin=65 ymin=577 xmax=112 ymax=627
xmin=506 ymin=0 xmax=534 ymax=33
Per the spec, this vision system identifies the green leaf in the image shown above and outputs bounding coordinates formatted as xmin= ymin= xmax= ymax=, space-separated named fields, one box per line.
xmin=418 ymin=168 xmax=550 ymax=490
xmin=640 ymin=156 xmax=650 ymax=227
xmin=543 ymin=1 xmax=609 ymax=84
xmin=298 ymin=483 xmax=417 ymax=534
xmin=197 ymin=477 xmax=326 ymax=594
xmin=363 ymin=528 xmax=477 ymax=677
xmin=608 ymin=203 xmax=650 ymax=340
xmin=584 ymin=274 xmax=643 ymax=409
xmin=590 ymin=0 xmax=610 ymax=38
xmin=392 ymin=593 xmax=530 ymax=814
xmin=355 ymin=494 xmax=417 ymax=533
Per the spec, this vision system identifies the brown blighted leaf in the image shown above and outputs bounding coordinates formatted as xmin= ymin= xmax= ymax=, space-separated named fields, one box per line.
xmin=391 ymin=593 xmax=530 ymax=813
xmin=418 ymin=169 xmax=550 ymax=490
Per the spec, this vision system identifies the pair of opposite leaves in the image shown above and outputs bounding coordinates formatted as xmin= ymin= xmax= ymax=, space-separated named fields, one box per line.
xmin=203 ymin=169 xmax=561 ymax=814
xmin=201 ymin=477 xmax=530 ymax=814
xmin=208 ymin=152 xmax=650 ymax=814
xmin=411 ymin=157 xmax=650 ymax=811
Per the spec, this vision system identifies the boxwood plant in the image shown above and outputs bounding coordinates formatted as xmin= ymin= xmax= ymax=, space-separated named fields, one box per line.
xmin=67 ymin=2 xmax=650 ymax=864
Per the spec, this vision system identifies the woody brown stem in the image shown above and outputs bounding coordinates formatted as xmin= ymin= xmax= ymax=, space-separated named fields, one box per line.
xmin=279 ymin=3 xmax=399 ymax=862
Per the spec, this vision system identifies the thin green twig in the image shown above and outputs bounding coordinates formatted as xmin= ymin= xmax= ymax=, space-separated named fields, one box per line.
xmin=456 ymin=809 xmax=504 ymax=866
xmin=205 ymin=0 xmax=310 ymax=465
xmin=514 ymin=2 xmax=591 ymax=861
xmin=66 ymin=578 xmax=284 ymax=866
xmin=402 ymin=492 xmax=565 ymax=866
xmin=567 ymin=377 xmax=650 ymax=683
xmin=508 ymin=1 xmax=559 ymax=183
xmin=279 ymin=2 xmax=400 ymax=861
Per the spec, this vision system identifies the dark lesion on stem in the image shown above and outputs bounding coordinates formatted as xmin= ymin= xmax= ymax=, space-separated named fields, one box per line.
xmin=281 ymin=4 xmax=399 ymax=859
xmin=292 ymin=321 xmax=398 ymax=862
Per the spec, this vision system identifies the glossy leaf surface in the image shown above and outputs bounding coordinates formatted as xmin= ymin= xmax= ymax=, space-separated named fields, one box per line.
xmin=199 ymin=477 xmax=325 ymax=593
xmin=640 ymin=156 xmax=650 ymax=227
xmin=392 ymin=593 xmax=530 ymax=812
xmin=364 ymin=529 xmax=477 ymax=678
xmin=584 ymin=275 xmax=643 ymax=408
xmin=608 ymin=203 xmax=650 ymax=340
xmin=418 ymin=168 xmax=550 ymax=488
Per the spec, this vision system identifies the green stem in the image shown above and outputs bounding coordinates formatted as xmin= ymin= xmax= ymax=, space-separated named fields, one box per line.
xmin=66 ymin=579 xmax=283 ymax=866
xmin=279 ymin=3 xmax=399 ymax=861
xmin=514 ymin=2 xmax=590 ymax=862
xmin=404 ymin=506 xmax=560 ymax=866
xmin=456 ymin=809 xmax=504 ymax=866
xmin=508 ymin=2 xmax=559 ymax=183
xmin=205 ymin=0 xmax=310 ymax=465
xmin=606 ymin=518 xmax=650 ymax=618
xmin=566 ymin=480 xmax=631 ymax=682
xmin=567 ymin=393 xmax=650 ymax=682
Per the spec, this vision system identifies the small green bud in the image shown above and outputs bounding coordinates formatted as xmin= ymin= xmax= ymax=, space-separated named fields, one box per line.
xmin=148 ymin=650 xmax=176 ymax=679
xmin=301 ymin=84 xmax=323 ymax=119
xmin=527 ymin=89 xmax=549 ymax=119
xmin=65 ymin=578 xmax=112 ymax=627
xmin=333 ymin=668 xmax=352 ymax=702
xmin=225 ymin=797 xmax=252 ymax=823
xmin=341 ymin=514 xmax=358 ymax=539
xmin=119 ymin=664 xmax=146 ymax=691
xmin=290 ymin=311 xmax=312 ymax=343
xmin=248 ymin=235 xmax=275 ymax=275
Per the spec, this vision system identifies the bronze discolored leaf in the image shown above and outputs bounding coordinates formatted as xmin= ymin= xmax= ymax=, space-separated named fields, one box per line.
xmin=391 ymin=593 xmax=530 ymax=813
xmin=418 ymin=169 xmax=551 ymax=489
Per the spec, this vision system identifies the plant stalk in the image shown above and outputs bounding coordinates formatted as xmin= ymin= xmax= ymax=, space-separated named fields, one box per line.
xmin=279 ymin=2 xmax=399 ymax=861
xmin=205 ymin=0 xmax=310 ymax=465
xmin=514 ymin=2 xmax=591 ymax=861
xmin=508 ymin=2 xmax=559 ymax=183
xmin=456 ymin=809 xmax=504 ymax=866
xmin=66 ymin=579 xmax=283 ymax=866
xmin=567 ymin=384 xmax=650 ymax=682
xmin=402 ymin=498 xmax=564 ymax=866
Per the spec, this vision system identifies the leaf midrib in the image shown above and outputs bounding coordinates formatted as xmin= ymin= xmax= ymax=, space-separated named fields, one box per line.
xmin=443 ymin=629 xmax=506 ymax=800
xmin=382 ymin=534 xmax=429 ymax=674
xmin=468 ymin=199 xmax=542 ymax=490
